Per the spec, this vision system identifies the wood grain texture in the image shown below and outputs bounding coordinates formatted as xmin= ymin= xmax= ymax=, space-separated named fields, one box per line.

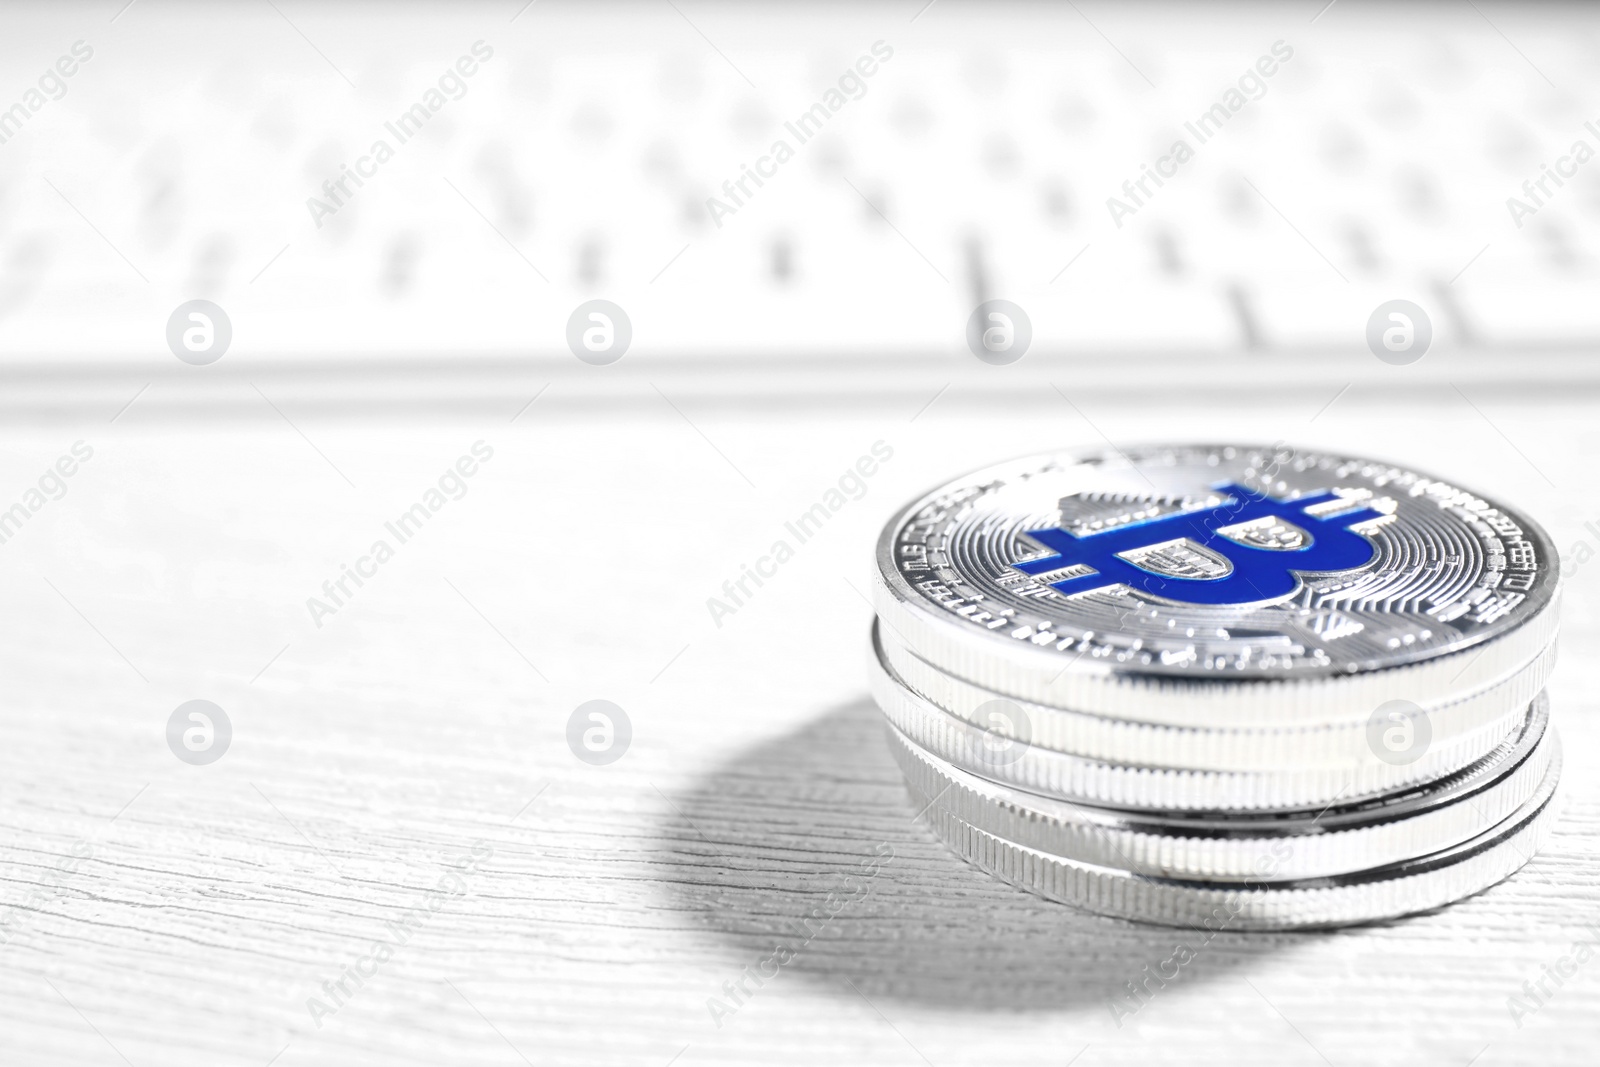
xmin=0 ymin=397 xmax=1596 ymax=1066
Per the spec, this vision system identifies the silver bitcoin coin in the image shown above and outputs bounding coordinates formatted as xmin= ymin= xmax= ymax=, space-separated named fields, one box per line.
xmin=867 ymin=443 xmax=1564 ymax=929
xmin=885 ymin=694 xmax=1552 ymax=882
xmin=871 ymin=622 xmax=1539 ymax=811
xmin=876 ymin=621 xmax=1552 ymax=774
xmin=875 ymin=443 xmax=1559 ymax=722
xmin=908 ymin=753 xmax=1560 ymax=930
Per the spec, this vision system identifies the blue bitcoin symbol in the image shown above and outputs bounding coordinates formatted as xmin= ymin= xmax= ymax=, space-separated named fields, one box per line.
xmin=1012 ymin=483 xmax=1384 ymax=606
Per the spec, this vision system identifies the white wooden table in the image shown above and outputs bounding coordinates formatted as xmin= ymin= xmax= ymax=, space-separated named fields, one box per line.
xmin=0 ymin=388 xmax=1595 ymax=1066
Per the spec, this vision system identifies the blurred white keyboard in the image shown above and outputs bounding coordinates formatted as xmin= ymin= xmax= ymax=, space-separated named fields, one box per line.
xmin=2 ymin=0 xmax=1599 ymax=411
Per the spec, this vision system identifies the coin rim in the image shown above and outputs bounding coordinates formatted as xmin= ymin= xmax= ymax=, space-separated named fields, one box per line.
xmin=876 ymin=619 xmax=1553 ymax=769
xmin=902 ymin=738 xmax=1560 ymax=929
xmin=884 ymin=703 xmax=1551 ymax=880
xmin=872 ymin=624 xmax=1545 ymax=810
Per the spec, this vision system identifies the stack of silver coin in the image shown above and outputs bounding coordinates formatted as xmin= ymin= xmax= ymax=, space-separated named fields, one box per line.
xmin=870 ymin=444 xmax=1562 ymax=929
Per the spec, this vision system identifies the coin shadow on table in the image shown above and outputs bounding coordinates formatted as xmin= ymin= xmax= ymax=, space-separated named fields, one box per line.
xmin=655 ymin=697 xmax=1321 ymax=1013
